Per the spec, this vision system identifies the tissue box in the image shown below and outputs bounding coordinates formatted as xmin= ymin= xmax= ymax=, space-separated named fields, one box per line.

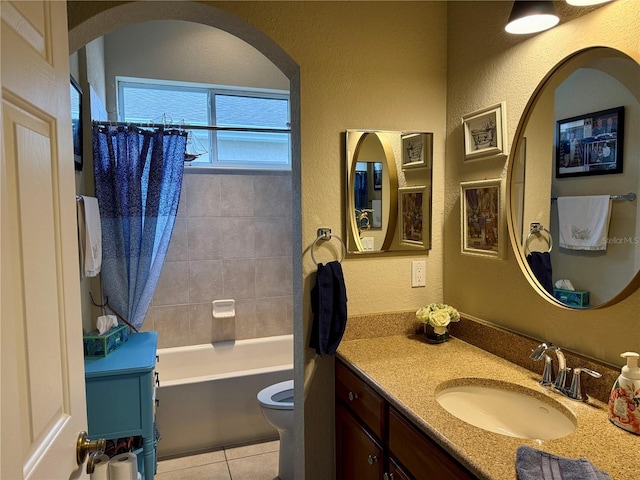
xmin=553 ymin=288 xmax=590 ymax=307
xmin=83 ymin=325 xmax=128 ymax=357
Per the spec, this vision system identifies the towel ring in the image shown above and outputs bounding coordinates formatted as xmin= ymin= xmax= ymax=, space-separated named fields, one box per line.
xmin=311 ymin=228 xmax=346 ymax=265
xmin=525 ymin=222 xmax=553 ymax=255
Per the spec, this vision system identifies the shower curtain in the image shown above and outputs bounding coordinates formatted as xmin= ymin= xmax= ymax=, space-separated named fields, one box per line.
xmin=93 ymin=125 xmax=187 ymax=331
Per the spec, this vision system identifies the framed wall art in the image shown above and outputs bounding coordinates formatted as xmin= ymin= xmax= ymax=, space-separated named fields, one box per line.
xmin=399 ymin=185 xmax=429 ymax=248
xmin=555 ymin=106 xmax=624 ymax=178
xmin=401 ymin=132 xmax=432 ymax=170
xmin=70 ymin=75 xmax=83 ymax=171
xmin=462 ymin=102 xmax=507 ymax=161
xmin=460 ymin=178 xmax=505 ymax=259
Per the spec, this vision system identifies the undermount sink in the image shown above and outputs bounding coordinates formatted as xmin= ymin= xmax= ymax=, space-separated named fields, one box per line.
xmin=435 ymin=379 xmax=576 ymax=440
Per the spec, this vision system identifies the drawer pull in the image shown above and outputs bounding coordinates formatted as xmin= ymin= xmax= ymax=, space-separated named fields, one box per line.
xmin=155 ymin=398 xmax=160 ymax=408
xmin=367 ymin=454 xmax=378 ymax=466
xmin=348 ymin=391 xmax=358 ymax=401
xmin=155 ymin=372 xmax=160 ymax=387
xmin=383 ymin=474 xmax=394 ymax=480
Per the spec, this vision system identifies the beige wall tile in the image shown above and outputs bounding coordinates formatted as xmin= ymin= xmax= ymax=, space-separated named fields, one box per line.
xmin=234 ymin=299 xmax=257 ymax=340
xmin=153 ymin=305 xmax=191 ymax=348
xmin=255 ymin=296 xmax=291 ymax=337
xmin=189 ymin=259 xmax=224 ymax=303
xmin=153 ymin=261 xmax=190 ymax=306
xmin=254 ymin=173 xmax=291 ymax=217
xmin=185 ymin=173 xmax=221 ymax=218
xmin=220 ymin=175 xmax=254 ymax=217
xmin=221 ymin=217 xmax=256 ymax=258
xmin=223 ymin=259 xmax=256 ymax=299
xmin=188 ymin=217 xmax=223 ymax=261
xmin=165 ymin=217 xmax=188 ymax=262
xmin=255 ymin=217 xmax=292 ymax=257
xmin=189 ymin=302 xmax=213 ymax=344
xmin=255 ymin=257 xmax=292 ymax=297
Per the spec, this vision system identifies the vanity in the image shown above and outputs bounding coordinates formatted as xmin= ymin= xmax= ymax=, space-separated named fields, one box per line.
xmin=336 ymin=327 xmax=639 ymax=480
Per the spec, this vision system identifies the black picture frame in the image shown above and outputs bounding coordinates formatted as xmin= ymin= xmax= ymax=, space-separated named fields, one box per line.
xmin=70 ymin=76 xmax=83 ymax=171
xmin=555 ymin=106 xmax=624 ymax=178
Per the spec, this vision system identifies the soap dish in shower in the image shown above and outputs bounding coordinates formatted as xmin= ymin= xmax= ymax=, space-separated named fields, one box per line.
xmin=212 ymin=299 xmax=235 ymax=318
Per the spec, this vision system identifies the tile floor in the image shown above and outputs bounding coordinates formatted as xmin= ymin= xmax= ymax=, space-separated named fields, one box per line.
xmin=155 ymin=440 xmax=279 ymax=480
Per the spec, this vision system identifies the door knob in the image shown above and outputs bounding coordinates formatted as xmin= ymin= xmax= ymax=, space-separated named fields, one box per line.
xmin=76 ymin=431 xmax=106 ymax=466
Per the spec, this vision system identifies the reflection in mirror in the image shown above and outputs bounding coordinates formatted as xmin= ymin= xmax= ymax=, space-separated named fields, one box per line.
xmin=508 ymin=47 xmax=640 ymax=309
xmin=354 ymin=161 xmax=383 ymax=236
xmin=346 ymin=130 xmax=433 ymax=254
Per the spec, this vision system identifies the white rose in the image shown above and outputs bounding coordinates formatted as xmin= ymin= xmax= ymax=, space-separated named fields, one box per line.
xmin=416 ymin=307 xmax=430 ymax=322
xmin=428 ymin=309 xmax=451 ymax=327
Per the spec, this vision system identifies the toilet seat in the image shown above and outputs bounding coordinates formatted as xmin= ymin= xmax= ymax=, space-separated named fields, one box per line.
xmin=257 ymin=380 xmax=294 ymax=410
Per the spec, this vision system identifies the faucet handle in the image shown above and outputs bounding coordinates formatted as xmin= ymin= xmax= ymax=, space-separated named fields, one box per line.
xmin=567 ymin=367 xmax=602 ymax=401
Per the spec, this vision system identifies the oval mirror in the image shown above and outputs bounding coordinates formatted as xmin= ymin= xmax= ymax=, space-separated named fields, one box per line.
xmin=346 ymin=130 xmax=433 ymax=254
xmin=507 ymin=47 xmax=640 ymax=309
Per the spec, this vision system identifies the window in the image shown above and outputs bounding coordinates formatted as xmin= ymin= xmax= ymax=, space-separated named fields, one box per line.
xmin=117 ymin=78 xmax=291 ymax=170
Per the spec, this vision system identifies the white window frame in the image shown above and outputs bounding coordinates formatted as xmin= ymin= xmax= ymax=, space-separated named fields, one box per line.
xmin=116 ymin=76 xmax=291 ymax=171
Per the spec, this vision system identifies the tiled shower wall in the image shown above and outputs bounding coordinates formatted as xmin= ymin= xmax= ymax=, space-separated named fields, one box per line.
xmin=143 ymin=172 xmax=293 ymax=348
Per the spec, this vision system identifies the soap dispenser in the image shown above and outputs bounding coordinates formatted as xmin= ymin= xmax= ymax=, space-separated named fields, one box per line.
xmin=608 ymin=351 xmax=640 ymax=435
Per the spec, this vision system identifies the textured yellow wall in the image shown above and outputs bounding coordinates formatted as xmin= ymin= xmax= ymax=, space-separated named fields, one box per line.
xmin=445 ymin=0 xmax=640 ymax=367
xmin=67 ymin=2 xmax=447 ymax=478
xmin=66 ymin=1 xmax=640 ymax=477
xmin=215 ymin=1 xmax=448 ymax=314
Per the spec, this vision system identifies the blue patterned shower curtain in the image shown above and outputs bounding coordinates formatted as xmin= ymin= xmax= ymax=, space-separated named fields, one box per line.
xmin=93 ymin=125 xmax=187 ymax=330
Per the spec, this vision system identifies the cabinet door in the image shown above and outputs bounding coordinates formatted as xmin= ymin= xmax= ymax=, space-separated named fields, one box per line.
xmin=336 ymin=404 xmax=384 ymax=480
xmin=388 ymin=457 xmax=412 ymax=480
xmin=389 ymin=408 xmax=476 ymax=480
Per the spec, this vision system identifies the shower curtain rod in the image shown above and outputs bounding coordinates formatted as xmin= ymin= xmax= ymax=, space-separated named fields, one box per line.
xmin=91 ymin=120 xmax=290 ymax=134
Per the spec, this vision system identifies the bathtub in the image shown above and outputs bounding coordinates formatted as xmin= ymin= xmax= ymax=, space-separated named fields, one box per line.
xmin=155 ymin=334 xmax=293 ymax=459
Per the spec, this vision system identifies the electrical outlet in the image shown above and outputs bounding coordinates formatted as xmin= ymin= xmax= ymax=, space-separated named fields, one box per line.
xmin=411 ymin=260 xmax=426 ymax=287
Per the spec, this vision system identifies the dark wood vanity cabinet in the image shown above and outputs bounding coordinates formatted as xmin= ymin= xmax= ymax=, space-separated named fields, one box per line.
xmin=336 ymin=358 xmax=477 ymax=480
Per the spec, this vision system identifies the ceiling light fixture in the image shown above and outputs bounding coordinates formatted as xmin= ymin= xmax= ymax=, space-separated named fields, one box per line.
xmin=566 ymin=0 xmax=613 ymax=5
xmin=505 ymin=1 xmax=560 ymax=35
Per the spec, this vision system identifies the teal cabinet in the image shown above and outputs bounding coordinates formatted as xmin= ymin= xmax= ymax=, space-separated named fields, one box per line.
xmin=85 ymin=332 xmax=158 ymax=480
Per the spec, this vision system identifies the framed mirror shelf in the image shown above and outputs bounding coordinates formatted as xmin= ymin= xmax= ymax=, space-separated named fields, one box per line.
xmin=345 ymin=130 xmax=433 ymax=255
xmin=506 ymin=46 xmax=640 ymax=309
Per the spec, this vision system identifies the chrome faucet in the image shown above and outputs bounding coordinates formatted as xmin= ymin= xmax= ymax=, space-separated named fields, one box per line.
xmin=530 ymin=342 xmax=601 ymax=401
xmin=530 ymin=343 xmax=568 ymax=392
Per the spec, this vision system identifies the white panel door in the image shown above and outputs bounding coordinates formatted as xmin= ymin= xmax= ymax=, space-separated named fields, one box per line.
xmin=1 ymin=1 xmax=89 ymax=479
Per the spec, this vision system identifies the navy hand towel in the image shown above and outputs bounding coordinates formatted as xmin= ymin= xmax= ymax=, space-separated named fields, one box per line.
xmin=516 ymin=446 xmax=611 ymax=480
xmin=526 ymin=252 xmax=553 ymax=294
xmin=309 ymin=261 xmax=348 ymax=356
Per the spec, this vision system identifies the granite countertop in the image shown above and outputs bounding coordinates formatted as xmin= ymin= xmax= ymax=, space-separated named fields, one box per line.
xmin=337 ymin=334 xmax=639 ymax=480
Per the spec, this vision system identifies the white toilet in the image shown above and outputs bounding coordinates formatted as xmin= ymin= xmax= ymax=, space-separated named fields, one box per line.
xmin=257 ymin=380 xmax=294 ymax=480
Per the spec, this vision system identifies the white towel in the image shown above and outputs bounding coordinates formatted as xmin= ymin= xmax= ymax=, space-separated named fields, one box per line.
xmin=77 ymin=195 xmax=102 ymax=277
xmin=557 ymin=195 xmax=611 ymax=251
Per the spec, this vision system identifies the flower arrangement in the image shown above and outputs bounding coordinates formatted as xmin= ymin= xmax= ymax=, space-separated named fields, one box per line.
xmin=416 ymin=303 xmax=460 ymax=336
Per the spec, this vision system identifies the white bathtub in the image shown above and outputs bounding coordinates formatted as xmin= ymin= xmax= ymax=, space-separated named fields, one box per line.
xmin=155 ymin=334 xmax=293 ymax=459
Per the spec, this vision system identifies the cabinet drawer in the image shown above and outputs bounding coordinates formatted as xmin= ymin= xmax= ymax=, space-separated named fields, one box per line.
xmin=388 ymin=408 xmax=476 ymax=480
xmin=336 ymin=359 xmax=385 ymax=438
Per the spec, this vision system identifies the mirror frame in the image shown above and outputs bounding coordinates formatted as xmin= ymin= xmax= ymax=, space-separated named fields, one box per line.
xmin=346 ymin=130 xmax=398 ymax=254
xmin=347 ymin=131 xmax=399 ymax=253
xmin=506 ymin=46 xmax=640 ymax=309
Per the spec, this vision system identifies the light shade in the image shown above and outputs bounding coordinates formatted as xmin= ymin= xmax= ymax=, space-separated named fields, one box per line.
xmin=566 ymin=0 xmax=613 ymax=5
xmin=505 ymin=1 xmax=560 ymax=34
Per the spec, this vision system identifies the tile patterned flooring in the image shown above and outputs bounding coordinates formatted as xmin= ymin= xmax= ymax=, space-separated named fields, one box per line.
xmin=156 ymin=440 xmax=279 ymax=480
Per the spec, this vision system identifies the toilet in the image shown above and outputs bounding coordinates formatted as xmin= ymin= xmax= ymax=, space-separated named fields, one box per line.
xmin=257 ymin=380 xmax=294 ymax=480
